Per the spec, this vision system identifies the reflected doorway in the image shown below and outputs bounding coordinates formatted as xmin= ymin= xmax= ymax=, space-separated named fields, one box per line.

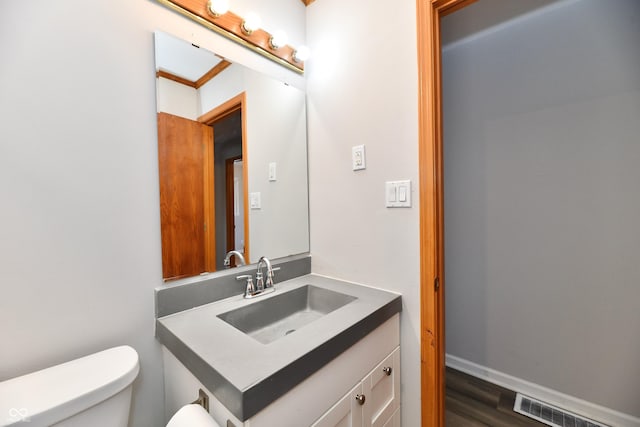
xmin=200 ymin=93 xmax=250 ymax=270
xmin=211 ymin=109 xmax=244 ymax=269
xmin=157 ymin=93 xmax=249 ymax=280
xmin=225 ymin=157 xmax=244 ymax=267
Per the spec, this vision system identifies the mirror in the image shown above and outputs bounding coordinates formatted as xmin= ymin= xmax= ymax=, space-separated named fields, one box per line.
xmin=154 ymin=31 xmax=309 ymax=281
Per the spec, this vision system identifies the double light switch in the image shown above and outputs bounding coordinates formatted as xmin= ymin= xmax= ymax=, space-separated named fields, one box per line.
xmin=385 ymin=180 xmax=411 ymax=208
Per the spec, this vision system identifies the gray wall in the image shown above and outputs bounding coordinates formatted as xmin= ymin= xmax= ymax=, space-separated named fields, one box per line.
xmin=443 ymin=0 xmax=640 ymax=417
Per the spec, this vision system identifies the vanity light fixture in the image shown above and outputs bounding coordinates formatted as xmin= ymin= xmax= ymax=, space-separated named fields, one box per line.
xmin=206 ymin=0 xmax=229 ymax=17
xmin=156 ymin=0 xmax=306 ymax=73
xmin=269 ymin=30 xmax=288 ymax=50
xmin=241 ymin=12 xmax=262 ymax=35
xmin=292 ymin=46 xmax=310 ymax=63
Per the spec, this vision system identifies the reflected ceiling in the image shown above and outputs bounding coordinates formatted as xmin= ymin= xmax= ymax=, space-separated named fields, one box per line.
xmin=155 ymin=31 xmax=224 ymax=81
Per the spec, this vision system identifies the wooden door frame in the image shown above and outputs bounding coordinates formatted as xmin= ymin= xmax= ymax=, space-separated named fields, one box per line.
xmin=203 ymin=123 xmax=216 ymax=273
xmin=416 ymin=0 xmax=477 ymax=425
xmin=199 ymin=92 xmax=250 ymax=264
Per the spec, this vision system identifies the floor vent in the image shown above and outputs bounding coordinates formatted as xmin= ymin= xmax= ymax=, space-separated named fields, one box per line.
xmin=514 ymin=393 xmax=609 ymax=427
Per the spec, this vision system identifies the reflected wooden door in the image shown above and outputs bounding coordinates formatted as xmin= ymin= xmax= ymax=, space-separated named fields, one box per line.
xmin=157 ymin=112 xmax=215 ymax=280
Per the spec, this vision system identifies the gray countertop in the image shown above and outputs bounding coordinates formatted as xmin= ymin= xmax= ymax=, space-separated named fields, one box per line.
xmin=156 ymin=274 xmax=402 ymax=421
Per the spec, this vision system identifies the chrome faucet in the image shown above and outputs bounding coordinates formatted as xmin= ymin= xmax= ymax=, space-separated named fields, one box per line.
xmin=236 ymin=256 xmax=279 ymax=299
xmin=256 ymin=256 xmax=275 ymax=291
xmin=224 ymin=250 xmax=246 ymax=268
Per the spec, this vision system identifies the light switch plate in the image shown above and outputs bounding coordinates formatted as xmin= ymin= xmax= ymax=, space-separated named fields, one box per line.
xmin=385 ymin=180 xmax=411 ymax=208
xmin=250 ymin=192 xmax=261 ymax=209
xmin=268 ymin=162 xmax=277 ymax=181
xmin=352 ymin=145 xmax=366 ymax=171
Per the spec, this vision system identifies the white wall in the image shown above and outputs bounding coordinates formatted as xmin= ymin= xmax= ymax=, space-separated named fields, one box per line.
xmin=0 ymin=1 xmax=305 ymax=426
xmin=244 ymin=70 xmax=309 ymax=261
xmin=157 ymin=77 xmax=198 ymax=119
xmin=198 ymin=63 xmax=245 ymax=111
xmin=305 ymin=0 xmax=421 ymax=425
xmin=443 ymin=0 xmax=640 ymax=418
xmin=200 ymin=65 xmax=310 ymax=263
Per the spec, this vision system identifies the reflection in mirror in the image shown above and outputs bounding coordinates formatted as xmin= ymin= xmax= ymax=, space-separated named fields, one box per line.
xmin=212 ymin=110 xmax=244 ymax=269
xmin=155 ymin=31 xmax=309 ymax=281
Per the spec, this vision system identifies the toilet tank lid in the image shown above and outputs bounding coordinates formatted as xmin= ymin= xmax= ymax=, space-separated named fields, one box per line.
xmin=0 ymin=345 xmax=139 ymax=426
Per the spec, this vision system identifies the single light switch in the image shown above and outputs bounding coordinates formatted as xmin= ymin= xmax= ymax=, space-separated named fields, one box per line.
xmin=386 ymin=182 xmax=397 ymax=204
xmin=250 ymin=192 xmax=261 ymax=209
xmin=398 ymin=184 xmax=407 ymax=202
xmin=268 ymin=162 xmax=277 ymax=181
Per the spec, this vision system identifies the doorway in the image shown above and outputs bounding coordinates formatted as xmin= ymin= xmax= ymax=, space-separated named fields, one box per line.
xmin=200 ymin=92 xmax=250 ymax=269
xmin=419 ymin=0 xmax=640 ymax=425
xmin=157 ymin=93 xmax=249 ymax=280
xmin=211 ymin=111 xmax=243 ymax=270
xmin=224 ymin=156 xmax=244 ymax=267
xmin=416 ymin=0 xmax=556 ymax=424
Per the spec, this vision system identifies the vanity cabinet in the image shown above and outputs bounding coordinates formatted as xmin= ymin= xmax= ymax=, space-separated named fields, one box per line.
xmin=311 ymin=347 xmax=400 ymax=427
xmin=162 ymin=314 xmax=401 ymax=427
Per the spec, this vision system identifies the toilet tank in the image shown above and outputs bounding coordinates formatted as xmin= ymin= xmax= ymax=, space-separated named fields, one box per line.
xmin=0 ymin=346 xmax=139 ymax=427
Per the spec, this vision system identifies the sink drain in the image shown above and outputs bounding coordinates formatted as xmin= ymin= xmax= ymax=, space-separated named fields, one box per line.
xmin=285 ymin=329 xmax=296 ymax=335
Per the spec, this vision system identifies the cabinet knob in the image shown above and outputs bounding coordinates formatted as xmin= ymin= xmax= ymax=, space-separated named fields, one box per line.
xmin=382 ymin=366 xmax=392 ymax=376
xmin=355 ymin=394 xmax=366 ymax=405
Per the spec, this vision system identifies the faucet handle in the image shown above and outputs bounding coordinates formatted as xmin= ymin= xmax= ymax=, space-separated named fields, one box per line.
xmin=236 ymin=275 xmax=255 ymax=297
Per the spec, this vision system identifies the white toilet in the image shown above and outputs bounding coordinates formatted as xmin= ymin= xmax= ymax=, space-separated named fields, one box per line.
xmin=0 ymin=346 xmax=139 ymax=427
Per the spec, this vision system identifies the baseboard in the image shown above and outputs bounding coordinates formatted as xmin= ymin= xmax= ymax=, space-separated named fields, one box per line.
xmin=446 ymin=354 xmax=640 ymax=427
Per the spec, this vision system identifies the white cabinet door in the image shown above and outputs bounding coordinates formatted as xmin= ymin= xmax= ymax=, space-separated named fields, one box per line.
xmin=312 ymin=383 xmax=364 ymax=427
xmin=312 ymin=347 xmax=400 ymax=427
xmin=381 ymin=408 xmax=400 ymax=427
xmin=362 ymin=347 xmax=400 ymax=427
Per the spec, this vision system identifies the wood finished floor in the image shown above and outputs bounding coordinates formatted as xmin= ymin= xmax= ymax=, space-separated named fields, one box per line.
xmin=446 ymin=367 xmax=546 ymax=427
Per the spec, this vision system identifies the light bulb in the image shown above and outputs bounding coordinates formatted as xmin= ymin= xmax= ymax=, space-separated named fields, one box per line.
xmin=242 ymin=12 xmax=262 ymax=35
xmin=207 ymin=0 xmax=229 ymax=17
xmin=293 ymin=45 xmax=310 ymax=62
xmin=269 ymin=30 xmax=288 ymax=50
